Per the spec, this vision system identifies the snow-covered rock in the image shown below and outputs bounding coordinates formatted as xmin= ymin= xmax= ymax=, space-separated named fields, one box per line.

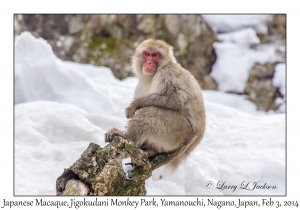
xmin=202 ymin=15 xmax=272 ymax=34
xmin=211 ymin=42 xmax=279 ymax=93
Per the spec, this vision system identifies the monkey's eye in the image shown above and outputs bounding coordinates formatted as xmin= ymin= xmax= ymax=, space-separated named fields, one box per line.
xmin=144 ymin=52 xmax=150 ymax=56
xmin=152 ymin=53 xmax=157 ymax=57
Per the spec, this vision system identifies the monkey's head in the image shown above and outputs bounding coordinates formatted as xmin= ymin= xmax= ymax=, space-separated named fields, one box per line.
xmin=131 ymin=39 xmax=177 ymax=78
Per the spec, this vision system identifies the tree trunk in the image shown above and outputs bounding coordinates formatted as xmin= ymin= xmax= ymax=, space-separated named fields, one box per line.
xmin=56 ymin=133 xmax=199 ymax=196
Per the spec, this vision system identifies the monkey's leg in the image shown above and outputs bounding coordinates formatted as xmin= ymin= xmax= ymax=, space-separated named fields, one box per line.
xmin=104 ymin=128 xmax=126 ymax=143
xmin=127 ymin=107 xmax=192 ymax=154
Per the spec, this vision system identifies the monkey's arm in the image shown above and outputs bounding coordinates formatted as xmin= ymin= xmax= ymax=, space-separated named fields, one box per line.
xmin=126 ymin=81 xmax=188 ymax=118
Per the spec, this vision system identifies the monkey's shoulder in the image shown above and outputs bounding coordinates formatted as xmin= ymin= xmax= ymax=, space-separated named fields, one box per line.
xmin=156 ymin=63 xmax=185 ymax=79
xmin=157 ymin=65 xmax=196 ymax=86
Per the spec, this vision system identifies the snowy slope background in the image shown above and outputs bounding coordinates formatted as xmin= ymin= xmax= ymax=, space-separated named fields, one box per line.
xmin=15 ymin=15 xmax=285 ymax=195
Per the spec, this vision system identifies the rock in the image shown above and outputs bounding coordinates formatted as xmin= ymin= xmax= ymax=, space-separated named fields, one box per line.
xmin=137 ymin=15 xmax=156 ymax=34
xmin=259 ymin=14 xmax=286 ymax=42
xmin=163 ymin=15 xmax=218 ymax=89
xmin=15 ymin=14 xmax=286 ymax=112
xmin=15 ymin=14 xmax=218 ymax=88
xmin=245 ymin=63 xmax=282 ymax=111
xmin=244 ymin=15 xmax=286 ymax=112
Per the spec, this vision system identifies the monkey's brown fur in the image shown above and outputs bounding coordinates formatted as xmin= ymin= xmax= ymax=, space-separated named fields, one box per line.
xmin=105 ymin=39 xmax=206 ymax=170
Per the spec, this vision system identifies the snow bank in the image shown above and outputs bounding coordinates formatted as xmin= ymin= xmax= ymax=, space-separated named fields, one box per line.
xmin=202 ymin=15 xmax=272 ymax=34
xmin=202 ymin=90 xmax=266 ymax=115
xmin=217 ymin=27 xmax=260 ymax=45
xmin=15 ymin=101 xmax=127 ymax=195
xmin=15 ymin=32 xmax=137 ymax=117
xmin=15 ymin=100 xmax=285 ymax=195
xmin=15 ymin=32 xmax=285 ymax=195
xmin=211 ymin=42 xmax=279 ymax=92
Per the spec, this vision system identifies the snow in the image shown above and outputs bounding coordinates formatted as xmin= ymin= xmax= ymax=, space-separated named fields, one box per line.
xmin=273 ymin=63 xmax=286 ymax=112
xmin=217 ymin=28 xmax=260 ymax=45
xmin=146 ymin=102 xmax=285 ymax=195
xmin=206 ymin=15 xmax=285 ymax=95
xmin=202 ymin=15 xmax=272 ymax=34
xmin=202 ymin=90 xmax=266 ymax=115
xmin=15 ymin=32 xmax=137 ymax=117
xmin=15 ymin=32 xmax=285 ymax=195
xmin=211 ymin=42 xmax=279 ymax=92
xmin=273 ymin=63 xmax=286 ymax=97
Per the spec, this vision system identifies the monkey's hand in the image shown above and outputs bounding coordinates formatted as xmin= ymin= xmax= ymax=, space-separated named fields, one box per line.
xmin=125 ymin=102 xmax=138 ymax=119
xmin=104 ymin=128 xmax=126 ymax=143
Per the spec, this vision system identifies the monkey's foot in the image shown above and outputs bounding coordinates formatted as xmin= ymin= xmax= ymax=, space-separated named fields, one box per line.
xmin=104 ymin=128 xmax=126 ymax=143
xmin=142 ymin=148 xmax=157 ymax=157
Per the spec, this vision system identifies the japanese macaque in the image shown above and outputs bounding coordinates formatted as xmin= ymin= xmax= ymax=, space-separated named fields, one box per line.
xmin=105 ymin=39 xmax=206 ymax=170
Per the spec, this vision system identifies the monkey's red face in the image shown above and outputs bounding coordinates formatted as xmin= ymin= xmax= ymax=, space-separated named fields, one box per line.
xmin=142 ymin=51 xmax=160 ymax=75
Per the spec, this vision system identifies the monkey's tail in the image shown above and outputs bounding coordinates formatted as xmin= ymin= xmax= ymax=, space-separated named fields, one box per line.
xmin=165 ymin=152 xmax=189 ymax=171
xmin=166 ymin=135 xmax=203 ymax=171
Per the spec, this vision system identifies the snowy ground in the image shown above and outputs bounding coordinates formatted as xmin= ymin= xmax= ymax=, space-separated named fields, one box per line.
xmin=15 ymin=27 xmax=285 ymax=195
